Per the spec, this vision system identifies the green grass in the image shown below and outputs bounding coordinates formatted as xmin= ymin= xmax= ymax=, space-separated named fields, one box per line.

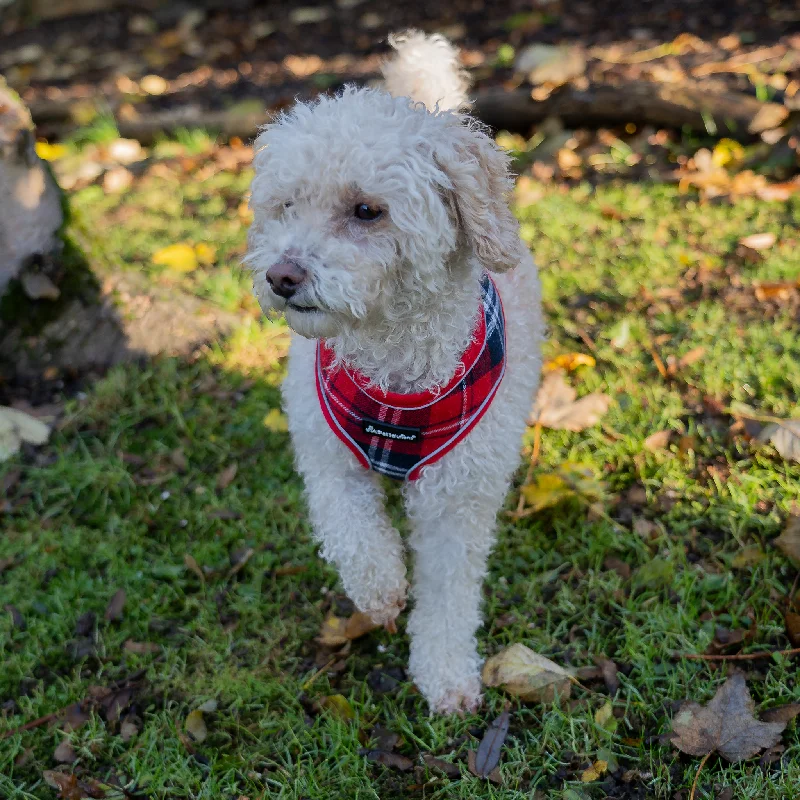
xmin=2 ymin=149 xmax=800 ymax=799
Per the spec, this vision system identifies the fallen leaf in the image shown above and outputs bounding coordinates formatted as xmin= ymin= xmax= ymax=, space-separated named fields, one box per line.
xmin=0 ymin=406 xmax=51 ymax=462
xmin=670 ymin=673 xmax=785 ymax=763
xmin=152 ymin=243 xmax=197 ymax=272
xmin=515 ymin=43 xmax=586 ymax=85
xmin=594 ymin=701 xmax=617 ymax=732
xmin=774 ymin=516 xmax=800 ymax=563
xmin=760 ymin=704 xmax=800 ymax=725
xmin=644 ymin=430 xmax=672 ymax=451
xmin=482 ymin=644 xmax=573 ymax=702
xmin=183 ymin=553 xmax=206 ymax=584
xmin=594 ymin=656 xmax=620 ymax=695
xmin=521 ymin=463 xmax=606 ymax=515
xmin=543 ymin=353 xmax=596 ymax=372
xmin=194 ymin=242 xmax=216 ymax=266
xmin=580 ymin=759 xmax=608 ymax=782
xmin=757 ymin=419 xmax=800 ymax=462
xmin=738 ymin=232 xmax=776 ymax=251
xmin=363 ymin=750 xmax=414 ymax=771
xmin=318 ymin=612 xmax=380 ymax=647
xmin=423 ymin=753 xmax=460 ymax=777
xmin=21 ymin=272 xmax=60 ymax=301
xmin=316 ymin=694 xmax=355 ymax=720
xmin=216 ymin=462 xmax=238 ymax=490
xmin=53 ymin=740 xmax=77 ymax=764
xmin=784 ymin=613 xmax=800 ymax=647
xmin=227 ymin=547 xmax=254 ymax=579
xmin=185 ymin=708 xmax=208 ymax=742
xmin=104 ymin=589 xmax=126 ymax=622
xmin=62 ymin=703 xmax=90 ymax=732
xmin=263 ymin=408 xmax=289 ymax=433
xmin=35 ymin=141 xmax=69 ymax=161
xmin=140 ymin=74 xmax=168 ymax=95
xmin=123 ymin=640 xmax=160 ymax=655
xmin=42 ymin=771 xmax=82 ymax=799
xmin=371 ymin=725 xmax=399 ymax=752
xmin=731 ymin=545 xmax=765 ymax=569
xmin=603 ymin=557 xmax=631 ymax=581
xmin=5 ymin=604 xmax=26 ymax=630
xmin=530 ymin=371 xmax=611 ymax=432
xmin=120 ymin=720 xmax=139 ymax=741
xmin=470 ymin=709 xmax=510 ymax=779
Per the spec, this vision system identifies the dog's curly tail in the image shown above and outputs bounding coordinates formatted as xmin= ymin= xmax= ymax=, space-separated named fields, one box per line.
xmin=381 ymin=30 xmax=471 ymax=113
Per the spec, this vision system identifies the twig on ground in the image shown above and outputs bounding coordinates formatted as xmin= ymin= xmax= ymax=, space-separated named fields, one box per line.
xmin=676 ymin=647 xmax=800 ymax=662
xmin=514 ymin=421 xmax=542 ymax=516
xmin=689 ymin=751 xmax=711 ymax=800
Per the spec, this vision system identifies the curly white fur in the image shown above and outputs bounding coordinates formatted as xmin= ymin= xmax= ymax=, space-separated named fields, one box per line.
xmin=246 ymin=32 xmax=543 ymax=714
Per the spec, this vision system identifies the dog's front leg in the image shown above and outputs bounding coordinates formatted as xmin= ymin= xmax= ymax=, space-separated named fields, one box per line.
xmin=302 ymin=460 xmax=408 ymax=627
xmin=403 ymin=464 xmax=508 ymax=714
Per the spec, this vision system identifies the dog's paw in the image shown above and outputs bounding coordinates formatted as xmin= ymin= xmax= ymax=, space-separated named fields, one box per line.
xmin=362 ymin=580 xmax=408 ymax=630
xmin=429 ymin=678 xmax=483 ymax=716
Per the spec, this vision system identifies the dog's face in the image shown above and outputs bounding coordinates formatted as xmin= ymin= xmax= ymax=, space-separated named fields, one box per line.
xmin=246 ymin=88 xmax=522 ymax=339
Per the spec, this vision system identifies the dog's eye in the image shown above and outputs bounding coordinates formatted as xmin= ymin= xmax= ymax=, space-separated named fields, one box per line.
xmin=283 ymin=201 xmax=293 ymax=209
xmin=354 ymin=203 xmax=382 ymax=221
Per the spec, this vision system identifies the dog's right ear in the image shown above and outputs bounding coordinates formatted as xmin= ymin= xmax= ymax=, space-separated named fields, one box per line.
xmin=433 ymin=119 xmax=525 ymax=273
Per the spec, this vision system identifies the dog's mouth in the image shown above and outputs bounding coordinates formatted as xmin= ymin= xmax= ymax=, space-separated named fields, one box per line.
xmin=286 ymin=302 xmax=320 ymax=314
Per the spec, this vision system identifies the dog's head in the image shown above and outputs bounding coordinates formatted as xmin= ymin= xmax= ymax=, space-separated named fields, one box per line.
xmin=246 ymin=87 xmax=523 ymax=339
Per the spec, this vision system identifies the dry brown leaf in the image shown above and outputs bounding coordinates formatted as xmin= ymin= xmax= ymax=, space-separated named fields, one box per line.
xmin=53 ymin=739 xmax=77 ymax=764
xmin=757 ymin=420 xmax=800 ymax=462
xmin=738 ymin=232 xmax=776 ymax=251
xmin=104 ymin=589 xmax=126 ymax=623
xmin=470 ymin=708 xmax=510 ymax=779
xmin=216 ymin=462 xmax=238 ymax=490
xmin=363 ymin=750 xmax=414 ymax=771
xmin=760 ymin=704 xmax=800 ymax=725
xmin=423 ymin=753 xmax=460 ymax=777
xmin=670 ymin=673 xmax=785 ymax=763
xmin=318 ymin=612 xmax=380 ymax=647
xmin=123 ymin=640 xmax=160 ymax=655
xmin=643 ymin=430 xmax=672 ymax=451
xmin=784 ymin=612 xmax=800 ymax=647
xmin=482 ymin=643 xmax=574 ymax=702
xmin=530 ymin=370 xmax=611 ymax=432
xmin=774 ymin=516 xmax=800 ymax=563
xmin=183 ymin=553 xmax=206 ymax=585
xmin=120 ymin=720 xmax=139 ymax=741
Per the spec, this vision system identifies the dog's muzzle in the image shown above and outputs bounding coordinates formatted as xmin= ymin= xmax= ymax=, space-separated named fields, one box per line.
xmin=266 ymin=260 xmax=307 ymax=299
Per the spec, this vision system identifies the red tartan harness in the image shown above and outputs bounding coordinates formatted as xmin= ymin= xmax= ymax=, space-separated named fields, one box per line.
xmin=315 ymin=275 xmax=506 ymax=481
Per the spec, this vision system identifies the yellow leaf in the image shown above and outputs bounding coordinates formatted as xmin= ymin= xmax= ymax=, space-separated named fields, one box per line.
xmin=263 ymin=409 xmax=288 ymax=433
xmin=318 ymin=611 xmax=380 ymax=647
xmin=543 ymin=353 xmax=596 ymax=372
xmin=711 ymin=138 xmax=745 ymax=168
xmin=580 ymin=760 xmax=608 ymax=782
xmin=184 ymin=709 xmax=208 ymax=742
xmin=482 ymin=643 xmax=574 ymax=703
xmin=317 ymin=694 xmax=355 ymax=720
xmin=318 ymin=615 xmax=349 ymax=648
xmin=520 ymin=463 xmax=606 ymax=515
xmin=521 ymin=473 xmax=573 ymax=513
xmin=594 ymin=701 xmax=618 ymax=732
xmin=152 ymin=243 xmax=198 ymax=272
xmin=140 ymin=74 xmax=168 ymax=95
xmin=35 ymin=141 xmax=68 ymax=161
xmin=194 ymin=242 xmax=217 ymax=265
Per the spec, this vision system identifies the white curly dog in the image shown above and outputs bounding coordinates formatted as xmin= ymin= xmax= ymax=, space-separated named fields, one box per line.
xmin=247 ymin=31 xmax=543 ymax=714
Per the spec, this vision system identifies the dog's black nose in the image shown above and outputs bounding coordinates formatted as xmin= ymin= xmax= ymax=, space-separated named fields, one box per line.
xmin=266 ymin=260 xmax=307 ymax=299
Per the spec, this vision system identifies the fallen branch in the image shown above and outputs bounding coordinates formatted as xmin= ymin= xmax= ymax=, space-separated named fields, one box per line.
xmin=676 ymin=647 xmax=800 ymax=662
xmin=30 ymin=78 xmax=790 ymax=144
xmin=473 ymin=80 xmax=789 ymax=136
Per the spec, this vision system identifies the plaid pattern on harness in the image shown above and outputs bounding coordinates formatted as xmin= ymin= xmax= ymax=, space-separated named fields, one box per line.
xmin=315 ymin=275 xmax=506 ymax=481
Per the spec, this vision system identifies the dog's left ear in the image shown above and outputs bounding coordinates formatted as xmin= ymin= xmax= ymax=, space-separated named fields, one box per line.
xmin=434 ymin=120 xmax=525 ymax=273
